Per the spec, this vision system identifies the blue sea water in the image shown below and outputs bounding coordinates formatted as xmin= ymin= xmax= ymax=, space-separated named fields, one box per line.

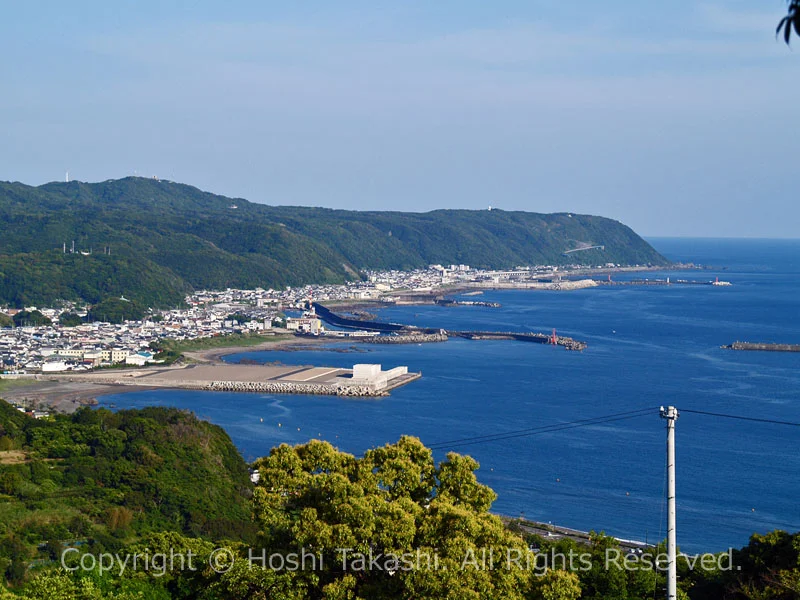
xmin=99 ymin=238 xmax=800 ymax=553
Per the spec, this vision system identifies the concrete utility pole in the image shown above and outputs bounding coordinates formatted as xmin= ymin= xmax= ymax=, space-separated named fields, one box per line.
xmin=660 ymin=406 xmax=679 ymax=600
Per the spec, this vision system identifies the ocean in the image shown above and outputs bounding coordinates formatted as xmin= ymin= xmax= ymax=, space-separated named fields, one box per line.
xmin=98 ymin=238 xmax=800 ymax=553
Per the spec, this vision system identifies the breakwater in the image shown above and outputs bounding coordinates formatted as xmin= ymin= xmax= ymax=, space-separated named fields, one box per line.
xmin=313 ymin=303 xmax=587 ymax=350
xmin=203 ymin=380 xmax=386 ymax=396
xmin=449 ymin=331 xmax=587 ymax=351
xmin=59 ymin=377 xmax=387 ymax=397
xmin=435 ymin=299 xmax=501 ymax=308
xmin=598 ymin=279 xmax=730 ymax=287
xmin=47 ymin=364 xmax=422 ymax=397
xmin=363 ymin=332 xmax=448 ymax=344
xmin=723 ymin=342 xmax=800 ymax=352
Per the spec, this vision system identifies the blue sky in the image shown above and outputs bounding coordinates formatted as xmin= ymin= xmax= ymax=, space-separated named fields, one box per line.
xmin=1 ymin=1 xmax=796 ymax=237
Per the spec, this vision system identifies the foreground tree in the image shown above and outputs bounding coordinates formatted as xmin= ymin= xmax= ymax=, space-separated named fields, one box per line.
xmin=248 ymin=436 xmax=573 ymax=599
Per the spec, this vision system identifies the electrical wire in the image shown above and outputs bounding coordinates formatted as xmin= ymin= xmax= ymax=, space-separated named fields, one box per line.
xmin=426 ymin=407 xmax=659 ymax=450
xmin=421 ymin=407 xmax=798 ymax=453
xmin=679 ymin=408 xmax=800 ymax=427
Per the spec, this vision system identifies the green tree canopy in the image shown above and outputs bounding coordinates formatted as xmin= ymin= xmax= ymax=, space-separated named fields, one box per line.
xmin=247 ymin=436 xmax=550 ymax=599
xmin=12 ymin=310 xmax=51 ymax=327
xmin=86 ymin=297 xmax=145 ymax=324
xmin=57 ymin=312 xmax=83 ymax=327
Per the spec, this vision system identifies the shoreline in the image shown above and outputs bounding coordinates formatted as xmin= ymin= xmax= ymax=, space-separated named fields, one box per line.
xmin=0 ymin=336 xmax=360 ymax=412
xmin=0 ymin=271 xmax=707 ymax=412
xmin=0 ymin=380 xmax=148 ymax=413
xmin=0 ymin=337 xmax=409 ymax=410
xmin=311 ymin=264 xmax=708 ymax=311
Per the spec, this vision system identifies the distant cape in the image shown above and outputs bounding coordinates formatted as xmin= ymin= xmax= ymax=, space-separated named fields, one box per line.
xmin=0 ymin=177 xmax=669 ymax=307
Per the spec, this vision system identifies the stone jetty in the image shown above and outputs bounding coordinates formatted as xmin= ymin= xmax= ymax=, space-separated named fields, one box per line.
xmin=448 ymin=330 xmax=587 ymax=351
xmin=364 ymin=332 xmax=448 ymax=344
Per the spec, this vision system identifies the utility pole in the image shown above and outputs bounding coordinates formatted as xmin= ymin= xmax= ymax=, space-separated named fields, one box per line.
xmin=660 ymin=406 xmax=679 ymax=600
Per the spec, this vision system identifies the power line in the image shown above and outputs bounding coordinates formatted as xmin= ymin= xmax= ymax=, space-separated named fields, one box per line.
xmin=426 ymin=408 xmax=658 ymax=451
xmin=422 ymin=407 xmax=798 ymax=453
xmin=680 ymin=408 xmax=800 ymax=428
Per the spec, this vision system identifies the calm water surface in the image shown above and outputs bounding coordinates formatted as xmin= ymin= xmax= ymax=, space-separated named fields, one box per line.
xmin=99 ymin=238 xmax=800 ymax=553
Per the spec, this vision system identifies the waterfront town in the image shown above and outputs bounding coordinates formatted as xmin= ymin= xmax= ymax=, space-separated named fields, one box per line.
xmin=0 ymin=262 xmax=653 ymax=376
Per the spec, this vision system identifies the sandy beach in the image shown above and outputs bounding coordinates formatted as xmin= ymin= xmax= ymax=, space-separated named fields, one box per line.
xmin=1 ymin=379 xmax=148 ymax=413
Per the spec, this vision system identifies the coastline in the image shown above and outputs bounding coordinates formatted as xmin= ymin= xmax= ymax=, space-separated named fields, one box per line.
xmin=0 ymin=267 xmax=702 ymax=412
xmin=0 ymin=335 xmax=361 ymax=413
xmin=0 ymin=379 xmax=148 ymax=413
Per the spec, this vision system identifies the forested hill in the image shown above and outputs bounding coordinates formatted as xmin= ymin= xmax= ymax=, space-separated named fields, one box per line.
xmin=0 ymin=177 xmax=668 ymax=307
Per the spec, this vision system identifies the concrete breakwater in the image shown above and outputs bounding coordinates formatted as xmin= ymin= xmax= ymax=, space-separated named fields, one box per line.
xmin=723 ymin=342 xmax=800 ymax=352
xmin=435 ymin=299 xmax=501 ymax=308
xmin=203 ymin=380 xmax=385 ymax=396
xmin=55 ymin=376 xmax=387 ymax=397
xmin=48 ymin=363 xmax=422 ymax=397
xmin=449 ymin=331 xmax=587 ymax=351
xmin=313 ymin=303 xmax=587 ymax=350
xmin=599 ymin=278 xmax=731 ymax=287
xmin=363 ymin=332 xmax=448 ymax=344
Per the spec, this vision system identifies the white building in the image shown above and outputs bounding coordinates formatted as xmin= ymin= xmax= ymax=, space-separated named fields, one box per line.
xmin=42 ymin=360 xmax=69 ymax=373
xmin=348 ymin=364 xmax=409 ymax=390
xmin=286 ymin=317 xmax=322 ymax=334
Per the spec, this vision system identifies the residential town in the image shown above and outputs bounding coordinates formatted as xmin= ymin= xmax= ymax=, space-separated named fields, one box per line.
xmin=0 ymin=262 xmax=629 ymax=375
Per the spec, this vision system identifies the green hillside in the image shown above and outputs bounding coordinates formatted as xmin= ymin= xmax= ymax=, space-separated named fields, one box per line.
xmin=0 ymin=402 xmax=255 ymax=584
xmin=0 ymin=177 xmax=669 ymax=308
xmin=0 ymin=404 xmax=797 ymax=599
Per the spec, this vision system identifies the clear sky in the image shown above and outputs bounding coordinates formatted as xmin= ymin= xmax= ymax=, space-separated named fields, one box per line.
xmin=1 ymin=1 xmax=796 ymax=237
